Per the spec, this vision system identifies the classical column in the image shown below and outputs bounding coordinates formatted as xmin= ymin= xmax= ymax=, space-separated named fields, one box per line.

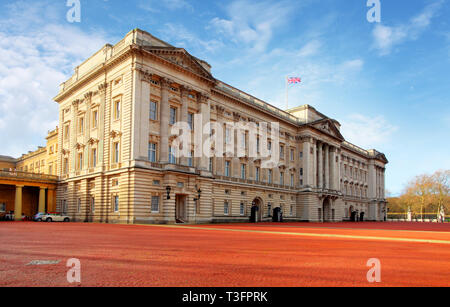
xmin=312 ymin=139 xmax=317 ymax=187
xmin=98 ymin=83 xmax=107 ymax=168
xmin=302 ymin=138 xmax=311 ymax=187
xmin=330 ymin=146 xmax=336 ymax=190
xmin=159 ymin=78 xmax=171 ymax=164
xmin=135 ymin=70 xmax=151 ymax=161
xmin=47 ymin=188 xmax=56 ymax=213
xmin=198 ymin=93 xmax=210 ymax=171
xmin=38 ymin=187 xmax=46 ymax=213
xmin=324 ymin=144 xmax=330 ymax=189
xmin=71 ymin=100 xmax=79 ymax=173
xmin=84 ymin=92 xmax=92 ymax=167
xmin=317 ymin=141 xmax=323 ymax=189
xmin=180 ymin=86 xmax=190 ymax=166
xmin=14 ymin=185 xmax=24 ymax=221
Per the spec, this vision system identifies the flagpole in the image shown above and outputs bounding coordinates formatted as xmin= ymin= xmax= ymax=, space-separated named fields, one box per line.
xmin=285 ymin=76 xmax=289 ymax=110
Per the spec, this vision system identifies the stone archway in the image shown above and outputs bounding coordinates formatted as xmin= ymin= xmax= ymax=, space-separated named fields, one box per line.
xmin=322 ymin=197 xmax=332 ymax=222
xmin=250 ymin=197 xmax=264 ymax=223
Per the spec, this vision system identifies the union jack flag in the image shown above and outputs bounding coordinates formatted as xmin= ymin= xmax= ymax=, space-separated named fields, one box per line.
xmin=287 ymin=77 xmax=301 ymax=84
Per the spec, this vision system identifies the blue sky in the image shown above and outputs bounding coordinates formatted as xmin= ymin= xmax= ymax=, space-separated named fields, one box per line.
xmin=0 ymin=0 xmax=449 ymax=195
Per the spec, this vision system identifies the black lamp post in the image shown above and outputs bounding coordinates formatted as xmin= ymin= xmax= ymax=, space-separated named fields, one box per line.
xmin=166 ymin=186 xmax=171 ymax=200
xmin=193 ymin=187 xmax=202 ymax=202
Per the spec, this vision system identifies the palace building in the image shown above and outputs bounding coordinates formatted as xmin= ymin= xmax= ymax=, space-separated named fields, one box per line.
xmin=1 ymin=29 xmax=388 ymax=223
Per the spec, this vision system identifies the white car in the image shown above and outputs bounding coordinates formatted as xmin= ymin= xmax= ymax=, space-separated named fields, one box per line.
xmin=42 ymin=213 xmax=71 ymax=223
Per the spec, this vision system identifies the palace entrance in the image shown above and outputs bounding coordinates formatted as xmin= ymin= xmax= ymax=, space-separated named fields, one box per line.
xmin=175 ymin=194 xmax=187 ymax=223
xmin=250 ymin=197 xmax=263 ymax=223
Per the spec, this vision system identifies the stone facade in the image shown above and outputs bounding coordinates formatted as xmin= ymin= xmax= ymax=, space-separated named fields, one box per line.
xmin=35 ymin=28 xmax=387 ymax=224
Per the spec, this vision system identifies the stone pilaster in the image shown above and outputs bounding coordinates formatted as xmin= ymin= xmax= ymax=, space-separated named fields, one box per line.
xmin=159 ymin=78 xmax=171 ymax=164
xmin=180 ymin=86 xmax=191 ymax=166
xmin=324 ymin=144 xmax=330 ymax=189
xmin=198 ymin=93 xmax=210 ymax=172
xmin=318 ymin=141 xmax=323 ymax=189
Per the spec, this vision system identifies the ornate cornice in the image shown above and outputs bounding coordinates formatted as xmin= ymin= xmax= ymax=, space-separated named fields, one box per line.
xmin=141 ymin=70 xmax=153 ymax=83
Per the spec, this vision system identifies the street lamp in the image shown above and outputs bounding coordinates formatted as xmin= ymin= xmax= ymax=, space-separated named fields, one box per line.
xmin=165 ymin=186 xmax=171 ymax=200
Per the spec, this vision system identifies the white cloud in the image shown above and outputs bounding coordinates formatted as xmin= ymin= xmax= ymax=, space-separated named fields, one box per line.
xmin=159 ymin=23 xmax=223 ymax=54
xmin=340 ymin=114 xmax=398 ymax=149
xmin=372 ymin=1 xmax=444 ymax=55
xmin=209 ymin=0 xmax=295 ymax=53
xmin=139 ymin=0 xmax=193 ymax=12
xmin=298 ymin=40 xmax=321 ymax=57
xmin=0 ymin=2 xmax=110 ymax=157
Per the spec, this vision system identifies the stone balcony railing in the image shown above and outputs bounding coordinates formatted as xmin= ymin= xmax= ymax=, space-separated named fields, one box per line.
xmin=0 ymin=169 xmax=59 ymax=182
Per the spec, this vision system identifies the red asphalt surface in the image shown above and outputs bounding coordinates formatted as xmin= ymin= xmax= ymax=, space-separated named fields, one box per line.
xmin=0 ymin=221 xmax=449 ymax=287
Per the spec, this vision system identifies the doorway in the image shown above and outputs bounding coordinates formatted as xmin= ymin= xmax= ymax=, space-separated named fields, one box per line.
xmin=175 ymin=195 xmax=187 ymax=223
xmin=250 ymin=197 xmax=263 ymax=223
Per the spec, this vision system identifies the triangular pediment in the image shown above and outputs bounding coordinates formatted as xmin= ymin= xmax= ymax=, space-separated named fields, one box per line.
xmin=143 ymin=47 xmax=214 ymax=81
xmin=310 ymin=119 xmax=345 ymax=141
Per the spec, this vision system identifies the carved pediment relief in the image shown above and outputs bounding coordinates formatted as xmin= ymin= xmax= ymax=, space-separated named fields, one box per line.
xmin=311 ymin=119 xmax=345 ymax=141
xmin=110 ymin=130 xmax=122 ymax=139
xmin=74 ymin=143 xmax=85 ymax=150
xmin=88 ymin=138 xmax=99 ymax=146
xmin=144 ymin=47 xmax=214 ymax=81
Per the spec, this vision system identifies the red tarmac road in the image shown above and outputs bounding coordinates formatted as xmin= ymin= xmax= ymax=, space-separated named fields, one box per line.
xmin=0 ymin=221 xmax=449 ymax=287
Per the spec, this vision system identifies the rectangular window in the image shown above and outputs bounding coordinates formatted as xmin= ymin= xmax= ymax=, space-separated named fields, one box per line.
xmin=290 ymin=149 xmax=294 ymax=161
xmin=268 ymin=170 xmax=273 ymax=184
xmin=49 ymin=165 xmax=53 ymax=175
xmin=64 ymin=125 xmax=70 ymax=140
xmin=150 ymin=101 xmax=158 ymax=120
xmin=91 ymin=148 xmax=97 ymax=168
xmin=225 ymin=161 xmax=231 ymax=177
xmin=256 ymin=138 xmax=260 ymax=153
xmin=148 ymin=143 xmax=157 ymax=162
xmin=209 ymin=158 xmax=213 ymax=172
xmin=241 ymin=164 xmax=246 ymax=179
xmin=188 ymin=113 xmax=194 ymax=130
xmin=114 ymin=99 xmax=121 ymax=120
xmin=113 ymin=196 xmax=119 ymax=212
xmin=300 ymin=168 xmax=303 ymax=176
xmin=240 ymin=202 xmax=245 ymax=216
xmin=188 ymin=151 xmax=193 ymax=167
xmin=0 ymin=203 xmax=5 ymax=212
xmin=224 ymin=201 xmax=229 ymax=215
xmin=280 ymin=145 xmax=284 ymax=158
xmin=151 ymin=196 xmax=160 ymax=212
xmin=255 ymin=167 xmax=260 ymax=182
xmin=169 ymin=146 xmax=177 ymax=164
xmin=78 ymin=117 xmax=84 ymax=134
xmin=280 ymin=172 xmax=284 ymax=185
xmin=113 ymin=142 xmax=120 ymax=163
xmin=77 ymin=198 xmax=81 ymax=213
xmin=170 ymin=107 xmax=177 ymax=125
xmin=64 ymin=158 xmax=69 ymax=174
xmin=91 ymin=197 xmax=96 ymax=213
xmin=291 ymin=174 xmax=294 ymax=187
xmin=241 ymin=133 xmax=246 ymax=148
xmin=300 ymin=151 xmax=303 ymax=159
xmin=290 ymin=205 xmax=294 ymax=216
xmin=92 ymin=110 xmax=98 ymax=128
xmin=78 ymin=153 xmax=83 ymax=170
xmin=225 ymin=128 xmax=231 ymax=144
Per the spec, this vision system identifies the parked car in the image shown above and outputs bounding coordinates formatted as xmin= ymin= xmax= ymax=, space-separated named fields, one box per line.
xmin=33 ymin=213 xmax=45 ymax=222
xmin=5 ymin=211 xmax=15 ymax=221
xmin=42 ymin=213 xmax=71 ymax=223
